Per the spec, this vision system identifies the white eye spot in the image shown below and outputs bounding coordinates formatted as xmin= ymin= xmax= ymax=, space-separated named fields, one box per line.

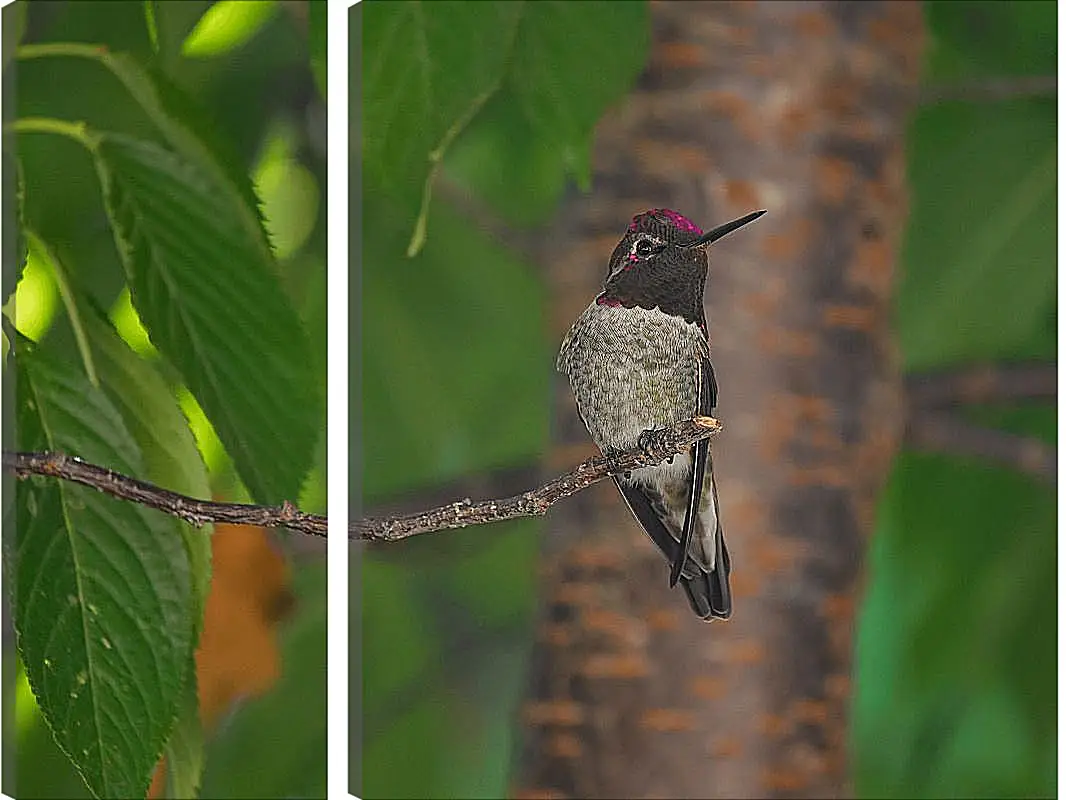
xmin=632 ymin=237 xmax=663 ymax=258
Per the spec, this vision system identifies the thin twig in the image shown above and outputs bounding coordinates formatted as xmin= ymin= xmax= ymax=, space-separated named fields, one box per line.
xmin=362 ymin=462 xmax=540 ymax=522
xmin=904 ymin=410 xmax=1056 ymax=485
xmin=3 ymin=451 xmax=328 ymax=537
xmin=354 ymin=416 xmax=721 ymax=540
xmin=921 ymin=75 xmax=1057 ymax=105
xmin=906 ymin=362 xmax=1057 ymax=410
xmin=2 ymin=416 xmax=722 ymax=542
xmin=902 ymin=363 xmax=1056 ymax=484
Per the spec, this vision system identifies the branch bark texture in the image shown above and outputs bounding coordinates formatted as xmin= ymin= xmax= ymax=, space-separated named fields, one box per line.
xmin=3 ymin=417 xmax=722 ymax=543
xmin=356 ymin=417 xmax=720 ymax=540
xmin=516 ymin=3 xmax=924 ymax=798
xmin=4 ymin=451 xmax=329 ymax=537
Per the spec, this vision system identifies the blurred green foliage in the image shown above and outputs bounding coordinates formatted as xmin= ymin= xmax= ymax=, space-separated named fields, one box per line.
xmin=6 ymin=1 xmax=327 ymax=797
xmin=854 ymin=1 xmax=1056 ymax=797
xmin=359 ymin=1 xmax=1056 ymax=799
xmin=361 ymin=0 xmax=648 ymax=253
xmin=358 ymin=1 xmax=648 ymax=797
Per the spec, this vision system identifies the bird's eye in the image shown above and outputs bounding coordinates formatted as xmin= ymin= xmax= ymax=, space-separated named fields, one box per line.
xmin=634 ymin=238 xmax=657 ymax=257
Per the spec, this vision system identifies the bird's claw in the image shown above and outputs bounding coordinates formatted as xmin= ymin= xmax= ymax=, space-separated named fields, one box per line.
xmin=638 ymin=428 xmax=670 ymax=462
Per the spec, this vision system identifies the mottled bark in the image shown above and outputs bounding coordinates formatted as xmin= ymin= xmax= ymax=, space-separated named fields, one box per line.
xmin=516 ymin=3 xmax=924 ymax=798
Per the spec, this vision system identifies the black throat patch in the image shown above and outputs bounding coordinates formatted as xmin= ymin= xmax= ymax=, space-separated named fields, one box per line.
xmin=598 ymin=209 xmax=709 ymax=329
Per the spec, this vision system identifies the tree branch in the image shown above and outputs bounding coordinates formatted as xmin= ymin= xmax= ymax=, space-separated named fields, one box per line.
xmin=901 ymin=363 xmax=1056 ymax=484
xmin=354 ymin=416 xmax=721 ymax=540
xmin=905 ymin=362 xmax=1057 ymax=409
xmin=921 ymin=75 xmax=1057 ymax=105
xmin=3 ymin=451 xmax=329 ymax=537
xmin=904 ymin=410 xmax=1056 ymax=484
xmin=3 ymin=416 xmax=722 ymax=543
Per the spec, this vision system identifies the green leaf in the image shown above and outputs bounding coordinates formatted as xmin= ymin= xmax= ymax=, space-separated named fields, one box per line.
xmin=1 ymin=1 xmax=27 ymax=72
xmin=61 ymin=303 xmax=207 ymax=793
xmin=143 ymin=0 xmax=214 ymax=67
xmin=11 ymin=300 xmax=211 ymax=796
xmin=3 ymin=153 xmax=27 ymax=306
xmin=181 ymin=0 xmax=278 ymax=59
xmin=362 ymin=0 xmax=523 ymax=247
xmin=15 ymin=44 xmax=271 ymax=265
xmin=76 ymin=298 xmax=212 ymax=632
xmin=896 ymin=98 xmax=1055 ymax=370
xmin=163 ymin=660 xmax=205 ymax=800
xmin=254 ymin=135 xmax=321 ymax=260
xmin=443 ymin=87 xmax=571 ymax=228
xmin=90 ymin=47 xmax=272 ymax=263
xmin=93 ymin=133 xmax=319 ymax=505
xmin=12 ymin=45 xmax=319 ymax=500
xmin=12 ymin=654 xmax=92 ymax=799
xmin=13 ymin=343 xmax=192 ymax=799
xmin=507 ymin=0 xmax=648 ymax=188
xmin=89 ymin=335 xmax=207 ymax=796
xmin=363 ymin=1 xmax=648 ymax=251
xmin=309 ymin=0 xmax=326 ymax=99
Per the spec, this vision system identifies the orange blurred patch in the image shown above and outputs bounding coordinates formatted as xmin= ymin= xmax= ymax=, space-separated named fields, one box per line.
xmin=547 ymin=732 xmax=584 ymax=759
xmin=646 ymin=607 xmax=682 ymax=631
xmin=690 ymin=675 xmax=728 ymax=701
xmin=815 ymin=156 xmax=856 ymax=205
xmin=710 ymin=735 xmax=743 ymax=758
xmin=723 ymin=178 xmax=762 ymax=211
xmin=524 ymin=700 xmax=586 ymax=727
xmin=728 ymin=639 xmax=767 ymax=666
xmin=640 ymin=708 xmax=697 ymax=732
xmin=793 ymin=8 xmax=836 ymax=38
xmin=579 ymin=653 xmax=651 ymax=679
xmin=195 ymin=523 xmax=292 ymax=729
xmin=581 ymin=608 xmax=639 ymax=639
xmin=656 ymin=41 xmax=706 ymax=70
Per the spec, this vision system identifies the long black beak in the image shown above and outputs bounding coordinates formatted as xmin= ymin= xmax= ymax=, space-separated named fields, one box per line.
xmin=685 ymin=209 xmax=766 ymax=248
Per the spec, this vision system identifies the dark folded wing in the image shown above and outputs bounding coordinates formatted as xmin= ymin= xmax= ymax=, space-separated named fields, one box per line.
xmin=670 ymin=358 xmax=710 ymax=586
xmin=701 ymin=354 xmax=731 ymax=618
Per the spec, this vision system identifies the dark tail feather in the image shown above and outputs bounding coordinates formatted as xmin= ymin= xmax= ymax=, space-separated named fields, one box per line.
xmin=614 ymin=476 xmax=732 ymax=621
xmin=682 ymin=513 xmax=732 ymax=621
xmin=681 ymin=555 xmax=731 ymax=621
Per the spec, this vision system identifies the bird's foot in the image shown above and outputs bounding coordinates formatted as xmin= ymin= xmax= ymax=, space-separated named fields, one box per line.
xmin=637 ymin=427 xmax=674 ymax=463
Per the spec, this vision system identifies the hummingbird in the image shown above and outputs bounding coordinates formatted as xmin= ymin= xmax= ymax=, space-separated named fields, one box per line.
xmin=557 ymin=208 xmax=765 ymax=621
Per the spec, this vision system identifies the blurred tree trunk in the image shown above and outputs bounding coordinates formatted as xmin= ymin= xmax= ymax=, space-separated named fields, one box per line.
xmin=515 ymin=2 xmax=924 ymax=798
